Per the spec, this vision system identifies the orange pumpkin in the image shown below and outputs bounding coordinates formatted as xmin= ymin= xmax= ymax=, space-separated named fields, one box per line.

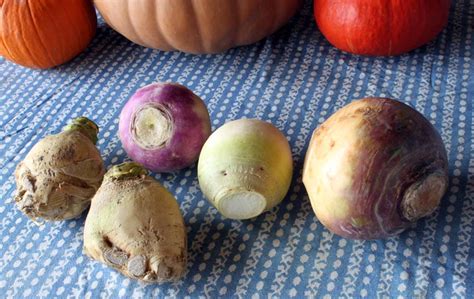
xmin=0 ymin=0 xmax=97 ymax=69
xmin=314 ymin=0 xmax=451 ymax=56
xmin=94 ymin=0 xmax=303 ymax=54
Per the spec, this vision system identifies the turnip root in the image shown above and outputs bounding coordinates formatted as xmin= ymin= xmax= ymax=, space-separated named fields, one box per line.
xmin=119 ymin=82 xmax=211 ymax=172
xmin=83 ymin=162 xmax=187 ymax=282
xmin=14 ymin=117 xmax=105 ymax=221
xmin=198 ymin=119 xmax=293 ymax=220
xmin=303 ymin=98 xmax=449 ymax=239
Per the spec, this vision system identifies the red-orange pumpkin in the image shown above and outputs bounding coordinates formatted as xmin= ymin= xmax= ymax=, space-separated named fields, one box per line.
xmin=94 ymin=0 xmax=303 ymax=54
xmin=314 ymin=0 xmax=451 ymax=56
xmin=0 ymin=0 xmax=97 ymax=69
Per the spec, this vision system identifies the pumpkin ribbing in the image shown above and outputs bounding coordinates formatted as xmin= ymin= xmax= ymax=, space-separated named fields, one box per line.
xmin=0 ymin=0 xmax=97 ymax=69
xmin=94 ymin=0 xmax=303 ymax=54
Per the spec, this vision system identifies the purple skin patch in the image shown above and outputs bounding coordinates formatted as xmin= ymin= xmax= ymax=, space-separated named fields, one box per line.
xmin=119 ymin=83 xmax=211 ymax=172
xmin=320 ymin=98 xmax=448 ymax=239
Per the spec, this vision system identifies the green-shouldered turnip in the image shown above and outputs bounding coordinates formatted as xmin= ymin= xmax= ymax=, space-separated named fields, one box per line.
xmin=83 ymin=162 xmax=187 ymax=282
xmin=119 ymin=82 xmax=211 ymax=173
xmin=198 ymin=119 xmax=293 ymax=220
xmin=14 ymin=117 xmax=105 ymax=221
xmin=303 ymin=98 xmax=449 ymax=240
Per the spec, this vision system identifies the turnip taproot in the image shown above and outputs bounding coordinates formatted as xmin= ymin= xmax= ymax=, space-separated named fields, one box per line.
xmin=303 ymin=98 xmax=449 ymax=239
xmin=198 ymin=119 xmax=293 ymax=220
xmin=14 ymin=117 xmax=105 ymax=221
xmin=83 ymin=162 xmax=187 ymax=282
xmin=119 ymin=82 xmax=211 ymax=172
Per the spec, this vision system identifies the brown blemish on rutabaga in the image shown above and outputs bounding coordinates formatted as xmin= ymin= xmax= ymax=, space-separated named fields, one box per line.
xmin=401 ymin=172 xmax=447 ymax=222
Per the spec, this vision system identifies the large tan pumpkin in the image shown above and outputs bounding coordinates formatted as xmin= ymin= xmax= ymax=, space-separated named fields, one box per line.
xmin=94 ymin=0 xmax=303 ymax=53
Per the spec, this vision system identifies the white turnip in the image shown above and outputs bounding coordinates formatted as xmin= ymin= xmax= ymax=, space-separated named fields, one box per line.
xmin=198 ymin=119 xmax=293 ymax=220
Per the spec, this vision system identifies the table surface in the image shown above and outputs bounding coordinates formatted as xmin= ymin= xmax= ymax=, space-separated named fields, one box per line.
xmin=1 ymin=1 xmax=473 ymax=298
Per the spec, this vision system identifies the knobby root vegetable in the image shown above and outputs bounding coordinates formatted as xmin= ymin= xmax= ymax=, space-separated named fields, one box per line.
xmin=119 ymin=82 xmax=211 ymax=172
xmin=303 ymin=98 xmax=449 ymax=239
xmin=198 ymin=119 xmax=293 ymax=220
xmin=14 ymin=117 xmax=105 ymax=221
xmin=83 ymin=162 xmax=187 ymax=282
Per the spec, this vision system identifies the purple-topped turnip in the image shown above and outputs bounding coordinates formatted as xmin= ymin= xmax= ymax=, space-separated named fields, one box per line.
xmin=303 ymin=98 xmax=449 ymax=240
xmin=119 ymin=83 xmax=211 ymax=172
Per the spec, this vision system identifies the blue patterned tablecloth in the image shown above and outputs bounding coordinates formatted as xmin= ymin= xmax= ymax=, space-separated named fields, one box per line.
xmin=1 ymin=1 xmax=473 ymax=298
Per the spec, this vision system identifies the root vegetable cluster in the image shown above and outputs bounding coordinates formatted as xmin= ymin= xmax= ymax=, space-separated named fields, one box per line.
xmin=12 ymin=82 xmax=449 ymax=283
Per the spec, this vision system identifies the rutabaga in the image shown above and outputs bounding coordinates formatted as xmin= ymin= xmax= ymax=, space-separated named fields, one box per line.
xmin=303 ymin=98 xmax=449 ymax=239
xmin=83 ymin=162 xmax=187 ymax=282
xmin=198 ymin=119 xmax=293 ymax=220
xmin=14 ymin=117 xmax=105 ymax=221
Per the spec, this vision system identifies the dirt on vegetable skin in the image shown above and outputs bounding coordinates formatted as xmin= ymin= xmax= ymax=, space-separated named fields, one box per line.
xmin=14 ymin=117 xmax=105 ymax=221
xmin=83 ymin=162 xmax=187 ymax=283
